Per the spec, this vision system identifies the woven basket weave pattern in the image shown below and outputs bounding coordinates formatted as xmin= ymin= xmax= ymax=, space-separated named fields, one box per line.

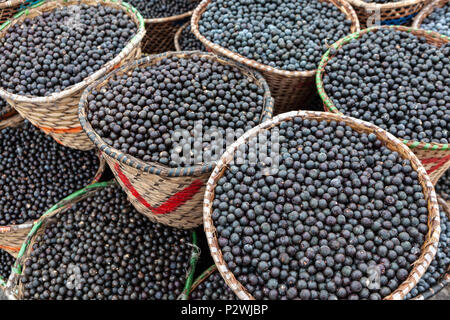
xmin=316 ymin=26 xmax=450 ymax=185
xmin=0 ymin=0 xmax=146 ymax=151
xmin=0 ymin=0 xmax=27 ymax=25
xmin=347 ymin=0 xmax=428 ymax=26
xmin=142 ymin=10 xmax=193 ymax=54
xmin=203 ymin=111 xmax=441 ymax=300
xmin=79 ymin=52 xmax=274 ymax=229
xmin=191 ymin=0 xmax=360 ymax=114
xmin=412 ymin=0 xmax=449 ymax=29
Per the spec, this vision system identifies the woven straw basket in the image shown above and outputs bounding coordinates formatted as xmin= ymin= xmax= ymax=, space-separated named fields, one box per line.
xmin=316 ymin=25 xmax=450 ymax=185
xmin=412 ymin=0 xmax=449 ymax=29
xmin=0 ymin=0 xmax=146 ymax=151
xmin=0 ymin=111 xmax=22 ymax=130
xmin=4 ymin=181 xmax=200 ymax=300
xmin=347 ymin=0 xmax=429 ymax=26
xmin=191 ymin=0 xmax=360 ymax=114
xmin=79 ymin=51 xmax=274 ymax=229
xmin=174 ymin=21 xmax=189 ymax=51
xmin=142 ymin=1 xmax=199 ymax=54
xmin=203 ymin=110 xmax=441 ymax=300
xmin=411 ymin=196 xmax=450 ymax=300
xmin=0 ymin=121 xmax=105 ymax=257
xmin=0 ymin=0 xmax=27 ymax=25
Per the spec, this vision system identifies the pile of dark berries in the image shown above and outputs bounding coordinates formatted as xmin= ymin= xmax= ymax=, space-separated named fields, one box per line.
xmin=406 ymin=204 xmax=449 ymax=299
xmin=421 ymin=3 xmax=450 ymax=36
xmin=0 ymin=98 xmax=10 ymax=116
xmin=0 ymin=250 xmax=15 ymax=281
xmin=86 ymin=55 xmax=266 ymax=167
xmin=436 ymin=170 xmax=450 ymax=201
xmin=127 ymin=0 xmax=198 ymax=19
xmin=190 ymin=269 xmax=236 ymax=300
xmin=0 ymin=4 xmax=137 ymax=96
xmin=322 ymin=28 xmax=450 ymax=144
xmin=0 ymin=122 xmax=99 ymax=225
xmin=20 ymin=185 xmax=193 ymax=300
xmin=179 ymin=25 xmax=205 ymax=51
xmin=198 ymin=0 xmax=353 ymax=71
xmin=212 ymin=117 xmax=429 ymax=300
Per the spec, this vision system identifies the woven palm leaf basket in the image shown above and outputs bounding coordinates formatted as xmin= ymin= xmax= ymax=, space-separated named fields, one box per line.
xmin=203 ymin=110 xmax=441 ymax=300
xmin=191 ymin=0 xmax=360 ymax=114
xmin=4 ymin=181 xmax=200 ymax=300
xmin=0 ymin=120 xmax=105 ymax=257
xmin=347 ymin=0 xmax=429 ymax=26
xmin=79 ymin=51 xmax=274 ymax=229
xmin=316 ymin=25 xmax=450 ymax=185
xmin=0 ymin=0 xmax=146 ymax=151
xmin=0 ymin=109 xmax=22 ymax=130
xmin=0 ymin=0 xmax=27 ymax=25
xmin=410 ymin=197 xmax=449 ymax=300
xmin=412 ymin=0 xmax=449 ymax=29
xmin=139 ymin=0 xmax=200 ymax=54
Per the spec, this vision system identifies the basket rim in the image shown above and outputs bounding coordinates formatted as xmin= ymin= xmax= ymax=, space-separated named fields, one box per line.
xmin=0 ymin=0 xmax=146 ymax=104
xmin=315 ymin=25 xmax=450 ymax=151
xmin=0 ymin=0 xmax=27 ymax=9
xmin=203 ymin=110 xmax=441 ymax=300
xmin=6 ymin=180 xmax=200 ymax=300
xmin=144 ymin=8 xmax=194 ymax=24
xmin=347 ymin=0 xmax=428 ymax=9
xmin=191 ymin=0 xmax=360 ymax=79
xmin=174 ymin=21 xmax=190 ymax=51
xmin=412 ymin=0 xmax=449 ymax=28
xmin=79 ymin=51 xmax=274 ymax=178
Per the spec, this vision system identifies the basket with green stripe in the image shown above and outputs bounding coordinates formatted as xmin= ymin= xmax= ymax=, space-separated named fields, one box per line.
xmin=4 ymin=181 xmax=201 ymax=300
xmin=0 ymin=0 xmax=28 ymax=25
xmin=316 ymin=25 xmax=450 ymax=185
xmin=79 ymin=52 xmax=274 ymax=230
xmin=0 ymin=0 xmax=146 ymax=151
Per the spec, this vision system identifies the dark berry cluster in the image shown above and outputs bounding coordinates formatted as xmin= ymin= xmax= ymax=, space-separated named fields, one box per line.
xmin=0 ymin=4 xmax=137 ymax=96
xmin=0 ymin=122 xmax=99 ymax=225
xmin=86 ymin=55 xmax=266 ymax=167
xmin=199 ymin=0 xmax=352 ymax=71
xmin=436 ymin=170 xmax=450 ymax=201
xmin=421 ymin=2 xmax=450 ymax=36
xmin=127 ymin=0 xmax=198 ymax=19
xmin=0 ymin=98 xmax=10 ymax=116
xmin=20 ymin=185 xmax=193 ymax=300
xmin=323 ymin=29 xmax=450 ymax=144
xmin=212 ymin=117 xmax=429 ymax=300
xmin=405 ymin=204 xmax=449 ymax=299
xmin=0 ymin=250 xmax=15 ymax=281
xmin=190 ymin=269 xmax=236 ymax=300
xmin=179 ymin=25 xmax=205 ymax=51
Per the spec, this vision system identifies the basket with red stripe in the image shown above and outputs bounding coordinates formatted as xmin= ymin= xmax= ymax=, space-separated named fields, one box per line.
xmin=79 ymin=52 xmax=274 ymax=229
xmin=316 ymin=25 xmax=450 ymax=185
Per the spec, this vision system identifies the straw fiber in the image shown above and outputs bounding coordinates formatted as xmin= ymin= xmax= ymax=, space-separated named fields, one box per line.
xmin=0 ymin=0 xmax=26 ymax=25
xmin=191 ymin=0 xmax=360 ymax=114
xmin=316 ymin=25 xmax=450 ymax=185
xmin=203 ymin=111 xmax=441 ymax=300
xmin=412 ymin=0 xmax=449 ymax=29
xmin=0 ymin=0 xmax=146 ymax=150
xmin=79 ymin=52 xmax=274 ymax=229
xmin=347 ymin=0 xmax=429 ymax=26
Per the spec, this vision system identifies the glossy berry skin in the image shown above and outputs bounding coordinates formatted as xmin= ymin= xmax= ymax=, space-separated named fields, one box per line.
xmin=127 ymin=0 xmax=198 ymax=19
xmin=436 ymin=171 xmax=450 ymax=201
xmin=199 ymin=0 xmax=352 ymax=71
xmin=421 ymin=3 xmax=450 ymax=36
xmin=323 ymin=29 xmax=450 ymax=144
xmin=0 ymin=122 xmax=99 ymax=225
xmin=190 ymin=270 xmax=236 ymax=300
xmin=212 ymin=117 xmax=429 ymax=300
xmin=20 ymin=185 xmax=193 ymax=300
xmin=86 ymin=55 xmax=265 ymax=167
xmin=0 ymin=250 xmax=15 ymax=281
xmin=0 ymin=4 xmax=136 ymax=97
xmin=179 ymin=25 xmax=205 ymax=51
xmin=405 ymin=205 xmax=449 ymax=299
